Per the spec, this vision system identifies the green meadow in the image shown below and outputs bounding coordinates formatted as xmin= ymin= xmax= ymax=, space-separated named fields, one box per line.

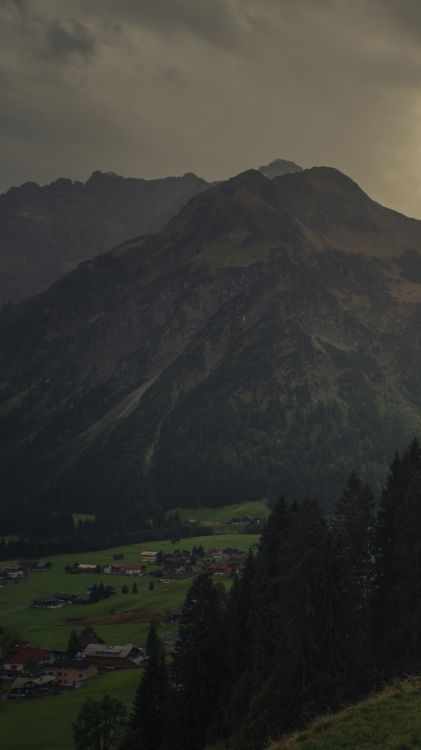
xmin=171 ymin=499 xmax=270 ymax=525
xmin=0 ymin=532 xmax=259 ymax=750
xmin=0 ymin=668 xmax=140 ymax=750
xmin=0 ymin=533 xmax=258 ymax=649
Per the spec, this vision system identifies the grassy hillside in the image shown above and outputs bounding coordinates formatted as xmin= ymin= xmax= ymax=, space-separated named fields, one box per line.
xmin=269 ymin=678 xmax=421 ymax=750
xmin=171 ymin=499 xmax=270 ymax=524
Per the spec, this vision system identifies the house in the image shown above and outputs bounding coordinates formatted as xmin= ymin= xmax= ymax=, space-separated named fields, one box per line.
xmin=8 ymin=674 xmax=57 ymax=698
xmin=104 ymin=563 xmax=143 ymax=576
xmin=75 ymin=563 xmax=98 ymax=573
xmin=77 ymin=643 xmax=144 ymax=669
xmin=185 ymin=518 xmax=199 ymax=526
xmin=48 ymin=659 xmax=98 ymax=688
xmin=5 ymin=647 xmax=54 ymax=673
xmin=32 ymin=597 xmax=66 ymax=609
xmin=0 ymin=567 xmax=24 ymax=580
xmin=140 ymin=550 xmax=158 ymax=564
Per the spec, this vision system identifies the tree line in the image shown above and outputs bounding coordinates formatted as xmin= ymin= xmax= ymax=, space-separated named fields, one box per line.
xmin=74 ymin=437 xmax=421 ymax=750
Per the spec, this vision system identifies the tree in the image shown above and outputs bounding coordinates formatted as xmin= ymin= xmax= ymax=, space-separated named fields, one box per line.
xmin=332 ymin=473 xmax=375 ymax=693
xmin=156 ymin=550 xmax=164 ymax=565
xmin=163 ymin=574 xmax=225 ymax=750
xmin=124 ymin=623 xmax=168 ymax=750
xmin=239 ymin=498 xmax=346 ymax=750
xmin=67 ymin=629 xmax=79 ymax=658
xmin=374 ymin=439 xmax=421 ymax=674
xmin=72 ymin=695 xmax=127 ymax=750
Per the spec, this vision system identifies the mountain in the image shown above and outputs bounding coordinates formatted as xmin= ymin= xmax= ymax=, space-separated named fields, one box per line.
xmin=258 ymin=157 xmax=303 ymax=178
xmin=0 ymin=170 xmax=209 ymax=304
xmin=2 ymin=166 xmax=421 ymax=523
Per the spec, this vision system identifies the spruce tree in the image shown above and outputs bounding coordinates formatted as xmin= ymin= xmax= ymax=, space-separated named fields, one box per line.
xmin=332 ymin=473 xmax=375 ymax=693
xmin=67 ymin=628 xmax=79 ymax=657
xmin=374 ymin=439 xmax=421 ymax=674
xmin=239 ymin=499 xmax=345 ymax=749
xmin=162 ymin=574 xmax=225 ymax=750
xmin=124 ymin=623 xmax=167 ymax=750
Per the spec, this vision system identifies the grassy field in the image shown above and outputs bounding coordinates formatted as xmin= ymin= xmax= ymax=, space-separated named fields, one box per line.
xmin=269 ymin=678 xmax=421 ymax=750
xmin=0 ymin=534 xmax=258 ymax=649
xmin=72 ymin=513 xmax=95 ymax=526
xmin=171 ymin=499 xmax=270 ymax=524
xmin=0 ymin=532 xmax=258 ymax=750
xmin=0 ymin=668 xmax=140 ymax=750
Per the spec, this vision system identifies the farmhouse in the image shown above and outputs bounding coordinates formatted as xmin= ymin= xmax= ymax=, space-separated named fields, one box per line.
xmin=104 ymin=562 xmax=143 ymax=576
xmin=48 ymin=659 xmax=98 ymax=688
xmin=8 ymin=674 xmax=56 ymax=698
xmin=77 ymin=643 xmax=144 ymax=669
xmin=32 ymin=597 xmax=66 ymax=609
xmin=4 ymin=647 xmax=54 ymax=674
xmin=140 ymin=550 xmax=158 ymax=564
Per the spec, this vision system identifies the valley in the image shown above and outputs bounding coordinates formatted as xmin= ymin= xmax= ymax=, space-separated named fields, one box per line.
xmin=0 ymin=526 xmax=259 ymax=750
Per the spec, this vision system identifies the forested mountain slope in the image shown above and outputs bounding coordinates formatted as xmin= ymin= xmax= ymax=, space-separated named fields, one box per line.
xmin=2 ymin=166 xmax=421 ymax=524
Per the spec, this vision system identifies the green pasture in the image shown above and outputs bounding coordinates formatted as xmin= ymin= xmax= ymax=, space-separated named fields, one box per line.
xmin=0 ymin=533 xmax=258 ymax=750
xmin=0 ymin=668 xmax=140 ymax=750
xmin=171 ymin=499 xmax=270 ymax=524
xmin=0 ymin=534 xmax=258 ymax=649
xmin=72 ymin=513 xmax=95 ymax=526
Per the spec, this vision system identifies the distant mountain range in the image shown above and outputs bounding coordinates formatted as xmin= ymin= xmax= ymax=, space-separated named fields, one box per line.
xmin=2 ymin=163 xmax=421 ymax=523
xmin=0 ymin=158 xmax=299 ymax=304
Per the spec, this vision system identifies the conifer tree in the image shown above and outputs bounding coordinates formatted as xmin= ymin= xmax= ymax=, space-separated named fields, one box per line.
xmin=124 ymin=623 xmax=167 ymax=750
xmin=67 ymin=628 xmax=79 ymax=657
xmin=374 ymin=438 xmax=421 ymax=674
xmin=163 ymin=574 xmax=225 ymax=750
xmin=333 ymin=473 xmax=375 ymax=692
xmin=239 ymin=499 xmax=345 ymax=749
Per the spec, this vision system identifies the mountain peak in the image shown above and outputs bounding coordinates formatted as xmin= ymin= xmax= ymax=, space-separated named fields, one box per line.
xmin=258 ymin=158 xmax=303 ymax=178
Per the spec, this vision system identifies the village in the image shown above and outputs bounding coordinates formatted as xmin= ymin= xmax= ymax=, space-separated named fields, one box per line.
xmin=0 ymin=540 xmax=253 ymax=702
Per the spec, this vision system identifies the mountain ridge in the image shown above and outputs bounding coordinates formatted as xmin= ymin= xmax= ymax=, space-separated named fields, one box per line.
xmin=2 ymin=166 xmax=421 ymax=526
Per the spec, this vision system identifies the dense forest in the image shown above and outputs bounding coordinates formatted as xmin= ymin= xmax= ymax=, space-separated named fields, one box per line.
xmin=96 ymin=438 xmax=421 ymax=750
xmin=0 ymin=507 xmax=213 ymax=561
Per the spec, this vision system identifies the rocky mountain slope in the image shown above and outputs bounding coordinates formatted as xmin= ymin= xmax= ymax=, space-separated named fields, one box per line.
xmin=0 ymin=170 xmax=209 ymax=304
xmin=2 ymin=165 xmax=421 ymax=521
xmin=0 ymin=158 xmax=300 ymax=306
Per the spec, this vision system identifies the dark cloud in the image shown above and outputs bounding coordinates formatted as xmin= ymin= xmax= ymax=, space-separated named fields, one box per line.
xmin=2 ymin=0 xmax=421 ymax=218
xmin=43 ymin=19 xmax=96 ymax=61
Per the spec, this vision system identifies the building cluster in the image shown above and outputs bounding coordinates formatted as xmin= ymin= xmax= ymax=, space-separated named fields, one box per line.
xmin=0 ymin=641 xmax=144 ymax=700
xmin=156 ymin=546 xmax=247 ymax=582
xmin=0 ymin=559 xmax=50 ymax=584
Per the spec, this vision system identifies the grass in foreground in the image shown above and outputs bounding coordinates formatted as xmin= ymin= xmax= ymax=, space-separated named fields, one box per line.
xmin=270 ymin=678 xmax=421 ymax=750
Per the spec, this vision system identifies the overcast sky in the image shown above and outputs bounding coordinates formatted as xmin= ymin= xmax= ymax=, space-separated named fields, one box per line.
xmin=2 ymin=0 xmax=421 ymax=216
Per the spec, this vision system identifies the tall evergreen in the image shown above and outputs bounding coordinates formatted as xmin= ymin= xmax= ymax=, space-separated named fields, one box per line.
xmin=374 ymin=438 xmax=421 ymax=674
xmin=124 ymin=623 xmax=167 ymax=750
xmin=332 ymin=473 xmax=375 ymax=692
xmin=67 ymin=628 xmax=79 ymax=657
xmin=162 ymin=574 xmax=225 ymax=750
xmin=216 ymin=551 xmax=256 ymax=739
xmin=238 ymin=499 xmax=345 ymax=749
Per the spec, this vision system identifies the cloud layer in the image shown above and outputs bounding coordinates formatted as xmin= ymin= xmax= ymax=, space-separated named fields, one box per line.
xmin=2 ymin=0 xmax=421 ymax=217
